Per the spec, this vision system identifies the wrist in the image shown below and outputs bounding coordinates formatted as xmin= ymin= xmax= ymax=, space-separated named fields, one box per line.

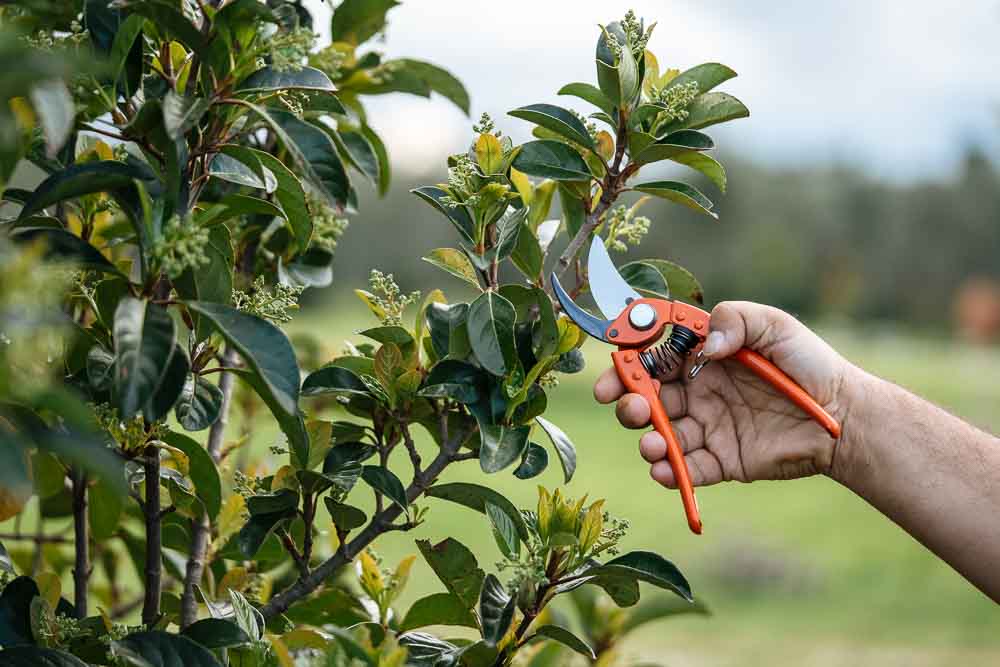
xmin=826 ymin=364 xmax=883 ymax=488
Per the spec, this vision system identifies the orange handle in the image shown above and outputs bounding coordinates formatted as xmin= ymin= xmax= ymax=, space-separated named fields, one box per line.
xmin=613 ymin=350 xmax=702 ymax=534
xmin=733 ymin=348 xmax=841 ymax=439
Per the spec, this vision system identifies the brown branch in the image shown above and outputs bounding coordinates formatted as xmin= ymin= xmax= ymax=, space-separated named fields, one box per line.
xmin=399 ymin=421 xmax=422 ymax=476
xmin=278 ymin=528 xmax=309 ymax=578
xmin=0 ymin=533 xmax=70 ymax=544
xmin=180 ymin=346 xmax=240 ymax=628
xmin=141 ymin=445 xmax=162 ymax=627
xmin=71 ymin=468 xmax=90 ymax=619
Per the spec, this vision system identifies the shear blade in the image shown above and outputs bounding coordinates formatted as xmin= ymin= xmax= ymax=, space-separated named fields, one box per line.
xmin=588 ymin=236 xmax=642 ymax=320
xmin=550 ymin=272 xmax=613 ymax=342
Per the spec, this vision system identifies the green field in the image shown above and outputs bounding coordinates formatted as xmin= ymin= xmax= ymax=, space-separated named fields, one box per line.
xmin=288 ymin=307 xmax=1000 ymax=665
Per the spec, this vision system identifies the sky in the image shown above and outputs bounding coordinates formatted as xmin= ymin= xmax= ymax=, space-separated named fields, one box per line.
xmin=305 ymin=0 xmax=1000 ymax=182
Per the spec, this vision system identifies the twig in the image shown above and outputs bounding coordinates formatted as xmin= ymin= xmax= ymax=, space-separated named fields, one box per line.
xmin=71 ymin=468 xmax=90 ymax=619
xmin=180 ymin=346 xmax=240 ymax=628
xmin=278 ymin=528 xmax=309 ymax=578
xmin=141 ymin=445 xmax=163 ymax=627
xmin=399 ymin=421 xmax=422 ymax=476
xmin=0 ymin=532 xmax=69 ymax=544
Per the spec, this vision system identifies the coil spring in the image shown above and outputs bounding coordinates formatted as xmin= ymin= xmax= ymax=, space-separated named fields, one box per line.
xmin=639 ymin=325 xmax=701 ymax=377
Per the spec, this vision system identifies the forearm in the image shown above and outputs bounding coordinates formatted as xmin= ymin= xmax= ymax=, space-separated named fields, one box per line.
xmin=832 ymin=367 xmax=1000 ymax=601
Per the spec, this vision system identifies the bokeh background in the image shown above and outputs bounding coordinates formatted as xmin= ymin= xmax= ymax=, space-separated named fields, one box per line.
xmin=288 ymin=0 xmax=1000 ymax=663
xmin=274 ymin=0 xmax=1000 ymax=664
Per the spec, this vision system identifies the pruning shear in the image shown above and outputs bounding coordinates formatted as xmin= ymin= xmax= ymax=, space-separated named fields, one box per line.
xmin=551 ymin=237 xmax=841 ymax=534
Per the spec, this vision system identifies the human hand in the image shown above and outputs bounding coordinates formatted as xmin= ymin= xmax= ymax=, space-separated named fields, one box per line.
xmin=593 ymin=301 xmax=856 ymax=488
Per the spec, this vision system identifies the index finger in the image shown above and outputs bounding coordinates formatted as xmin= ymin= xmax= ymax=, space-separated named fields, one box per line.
xmin=594 ymin=367 xmax=626 ymax=404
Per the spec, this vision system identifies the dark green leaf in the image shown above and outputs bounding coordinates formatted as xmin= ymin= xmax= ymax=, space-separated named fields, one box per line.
xmin=637 ymin=259 xmax=704 ymax=304
xmin=585 ymin=551 xmax=692 ymax=602
xmin=163 ymin=91 xmax=210 ymax=139
xmin=664 ymin=63 xmax=738 ymax=97
xmin=236 ymin=509 xmax=296 ymax=559
xmin=424 ymin=483 xmax=529 ymax=540
xmin=669 ymin=151 xmax=726 ymax=192
xmin=419 ymin=360 xmax=485 ymax=404
xmin=535 ymin=416 xmax=576 ymax=483
xmin=591 ymin=573 xmax=641 ymax=607
xmin=486 ymin=501 xmax=520 ymax=558
xmin=113 ymin=297 xmax=176 ymax=418
xmin=360 ymin=124 xmax=390 ymax=195
xmin=619 ymin=261 xmax=669 ymax=298
xmin=467 ymin=291 xmax=517 ymax=377
xmin=397 ymin=632 xmax=459 ymax=667
xmin=359 ymin=59 xmax=469 ymax=114
xmin=415 ymin=538 xmax=485 ymax=609
xmin=112 ymin=630 xmax=222 ymax=667
xmin=324 ymin=442 xmax=377 ymax=471
xmin=360 ymin=465 xmax=407 ymax=509
xmin=16 ymin=161 xmax=148 ymax=220
xmin=333 ymin=130 xmax=379 ymax=187
xmin=358 ymin=326 xmax=415 ymax=347
xmin=244 ymin=148 xmax=312 ymax=253
xmin=411 ymin=186 xmax=475 ymax=244
xmin=0 ymin=647 xmax=90 ymax=666
xmin=632 ymin=181 xmax=717 ymax=219
xmin=511 ymin=141 xmax=590 ymax=181
xmin=247 ymin=489 xmax=299 ymax=516
xmin=331 ymin=0 xmax=400 ymax=45
xmin=163 ymin=431 xmax=222 ymax=520
xmin=665 ymin=91 xmax=749 ymax=132
xmin=301 ymin=366 xmax=369 ymax=397
xmin=513 ymin=442 xmax=548 ymax=480
xmin=509 ymin=104 xmax=595 ymax=150
xmin=400 ymin=593 xmax=477 ymax=632
xmin=479 ymin=574 xmax=515 ymax=646
xmin=143 ymin=343 xmax=188 ymax=423
xmin=175 ymin=373 xmax=223 ymax=431
xmin=595 ymin=21 xmax=628 ymax=106
xmin=557 ymin=82 xmax=615 ymax=117
xmin=0 ymin=577 xmax=38 ymax=647
xmin=181 ymin=618 xmax=251 ymax=649
xmin=324 ymin=498 xmax=367 ymax=531
xmin=174 ymin=225 xmax=233 ymax=341
xmin=236 ymin=66 xmax=336 ymax=93
xmin=278 ymin=250 xmax=333 ymax=288
xmin=632 ymin=129 xmax=714 ymax=165
xmin=510 ymin=222 xmax=544 ymax=280
xmin=10 ymin=227 xmax=122 ymax=276
xmin=0 ymin=541 xmax=12 ymax=574
xmin=528 ymin=625 xmax=595 ymax=659
xmin=208 ymin=153 xmax=270 ymax=190
xmin=479 ymin=424 xmax=529 ymax=474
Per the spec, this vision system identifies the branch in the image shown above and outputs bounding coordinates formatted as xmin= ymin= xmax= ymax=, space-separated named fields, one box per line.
xmin=71 ymin=468 xmax=90 ymax=619
xmin=180 ymin=346 xmax=240 ymax=628
xmin=141 ymin=445 xmax=162 ymax=627
xmin=0 ymin=533 xmax=69 ymax=544
xmin=399 ymin=421 xmax=422 ymax=476
xmin=278 ymin=528 xmax=309 ymax=578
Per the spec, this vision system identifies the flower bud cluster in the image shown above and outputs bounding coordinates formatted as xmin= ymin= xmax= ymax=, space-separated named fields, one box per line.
xmin=151 ymin=214 xmax=211 ymax=279
xmin=233 ymin=275 xmax=305 ymax=325
xmin=367 ymin=270 xmax=419 ymax=326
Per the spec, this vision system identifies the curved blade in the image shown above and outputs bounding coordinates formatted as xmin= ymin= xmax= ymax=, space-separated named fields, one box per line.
xmin=549 ymin=272 xmax=612 ymax=342
xmin=588 ymin=236 xmax=641 ymax=320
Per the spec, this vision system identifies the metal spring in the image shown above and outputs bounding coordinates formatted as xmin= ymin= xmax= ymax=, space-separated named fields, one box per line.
xmin=640 ymin=325 xmax=701 ymax=377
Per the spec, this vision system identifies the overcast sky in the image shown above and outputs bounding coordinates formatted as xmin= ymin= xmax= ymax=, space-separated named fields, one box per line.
xmin=305 ymin=1 xmax=1000 ymax=182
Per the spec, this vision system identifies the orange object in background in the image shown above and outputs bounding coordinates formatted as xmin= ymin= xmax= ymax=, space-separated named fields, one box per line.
xmin=954 ymin=277 xmax=1000 ymax=344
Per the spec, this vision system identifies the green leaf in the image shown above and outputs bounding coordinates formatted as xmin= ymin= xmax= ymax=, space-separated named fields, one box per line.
xmin=88 ymin=476 xmax=124 ymax=541
xmin=557 ymin=82 xmax=615 ymax=117
xmin=185 ymin=302 xmax=300 ymax=418
xmin=15 ymin=161 xmax=148 ymax=221
xmin=479 ymin=424 xmax=530 ymax=474
xmin=247 ymin=489 xmax=299 ymax=516
xmin=236 ymin=66 xmax=336 ymax=93
xmin=669 ymin=151 xmax=727 ymax=192
xmin=513 ymin=442 xmax=548 ymax=480
xmin=585 ymin=551 xmax=693 ymax=602
xmin=528 ymin=625 xmax=595 ymax=659
xmin=419 ymin=360 xmax=485 ymax=404
xmin=509 ymin=104 xmax=595 ymax=150
xmin=29 ymin=79 xmax=74 ymax=158
xmin=173 ymin=225 xmax=233 ymax=341
xmin=511 ymin=222 xmax=544 ymax=280
xmin=208 ymin=153 xmax=271 ymax=190
xmin=535 ymin=416 xmax=576 ymax=483
xmin=127 ymin=1 xmax=207 ymax=59
xmin=0 ymin=647 xmax=90 ymax=666
xmin=424 ymin=483 xmax=529 ymax=540
xmin=397 ymin=633 xmax=460 ymax=667
xmin=664 ymin=63 xmax=737 ymax=97
xmin=411 ymin=186 xmax=475 ymax=243
xmin=181 ymin=618 xmax=252 ymax=649
xmin=511 ymin=141 xmax=591 ymax=181
xmin=142 ymin=343 xmax=188 ymax=423
xmin=236 ymin=510 xmax=296 ymax=559
xmin=324 ymin=498 xmax=367 ymax=531
xmin=334 ymin=130 xmax=380 ymax=187
xmin=486 ymin=501 xmax=520 ymax=559
xmin=479 ymin=574 xmax=515 ymax=646
xmin=10 ymin=227 xmax=123 ymax=276
xmin=359 ymin=59 xmax=469 ymax=114
xmin=112 ymin=630 xmax=223 ymax=667
xmin=360 ymin=124 xmax=390 ymax=195
xmin=175 ymin=373 xmax=223 ymax=431
xmin=423 ymin=248 xmax=480 ymax=289
xmin=619 ymin=261 xmax=669 ymax=298
xmin=113 ymin=297 xmax=176 ymax=419
xmin=107 ymin=13 xmax=145 ymax=89
xmin=301 ymin=365 xmax=369 ymax=397
xmin=359 ymin=326 xmax=415 ymax=347
xmin=415 ymin=538 xmax=485 ymax=609
xmin=616 ymin=41 xmax=640 ymax=106
xmin=636 ymin=259 xmax=704 ymax=304
xmin=163 ymin=431 xmax=222 ymax=520
xmin=591 ymin=573 xmax=640 ymax=607
xmin=163 ymin=91 xmax=210 ymax=139
xmin=0 ymin=576 xmax=37 ymax=647
xmin=595 ymin=21 xmax=628 ymax=106
xmin=360 ymin=465 xmax=407 ymax=509
xmin=632 ymin=181 xmax=717 ymax=219
xmin=632 ymin=129 xmax=714 ymax=165
xmin=666 ymin=91 xmax=749 ymax=132
xmin=475 ymin=132 xmax=504 ymax=175
xmin=243 ymin=148 xmax=312 ymax=252
xmin=400 ymin=592 xmax=477 ymax=632
xmin=466 ymin=291 xmax=517 ymax=377
xmin=331 ymin=0 xmax=400 ymax=45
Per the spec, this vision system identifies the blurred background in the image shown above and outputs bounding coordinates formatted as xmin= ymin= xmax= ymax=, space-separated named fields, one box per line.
xmin=283 ymin=0 xmax=1000 ymax=664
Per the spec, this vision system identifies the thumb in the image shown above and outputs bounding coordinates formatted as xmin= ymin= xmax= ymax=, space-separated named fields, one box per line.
xmin=701 ymin=301 xmax=799 ymax=360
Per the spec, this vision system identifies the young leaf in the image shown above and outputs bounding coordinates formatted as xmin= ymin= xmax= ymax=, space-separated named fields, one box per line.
xmin=535 ymin=416 xmax=576 ymax=483
xmin=423 ymin=248 xmax=481 ymax=289
xmin=466 ymin=291 xmax=517 ymax=376
xmin=400 ymin=593 xmax=477 ymax=632
xmin=479 ymin=574 xmax=515 ymax=646
xmin=508 ymin=104 xmax=596 ymax=150
xmin=479 ymin=424 xmax=530 ymax=474
xmin=485 ymin=501 xmax=520 ymax=558
xmin=511 ymin=140 xmax=591 ymax=181
xmin=632 ymin=181 xmax=717 ymax=219
xmin=360 ymin=465 xmax=408 ymax=509
xmin=424 ymin=483 xmax=529 ymax=540
xmin=475 ymin=133 xmax=504 ymax=175
xmin=113 ymin=297 xmax=176 ymax=419
xmin=415 ymin=538 xmax=485 ymax=609
xmin=528 ymin=625 xmax=596 ymax=659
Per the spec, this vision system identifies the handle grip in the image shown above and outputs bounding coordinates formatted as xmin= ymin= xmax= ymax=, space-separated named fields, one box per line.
xmin=612 ymin=350 xmax=702 ymax=534
xmin=733 ymin=348 xmax=841 ymax=439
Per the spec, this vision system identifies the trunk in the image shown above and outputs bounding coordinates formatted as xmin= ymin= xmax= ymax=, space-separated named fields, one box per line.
xmin=141 ymin=445 xmax=162 ymax=627
xmin=71 ymin=468 xmax=89 ymax=619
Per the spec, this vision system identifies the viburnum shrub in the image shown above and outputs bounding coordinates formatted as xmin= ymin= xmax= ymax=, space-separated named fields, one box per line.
xmin=0 ymin=1 xmax=747 ymax=665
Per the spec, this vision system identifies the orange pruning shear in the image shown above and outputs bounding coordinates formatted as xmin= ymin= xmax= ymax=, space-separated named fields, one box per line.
xmin=551 ymin=237 xmax=841 ymax=534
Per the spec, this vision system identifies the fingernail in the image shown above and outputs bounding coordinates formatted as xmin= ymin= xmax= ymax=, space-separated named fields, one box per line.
xmin=702 ymin=330 xmax=726 ymax=357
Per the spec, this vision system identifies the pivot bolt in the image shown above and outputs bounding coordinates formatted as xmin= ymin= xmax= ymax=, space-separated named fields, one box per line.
xmin=629 ymin=303 xmax=657 ymax=330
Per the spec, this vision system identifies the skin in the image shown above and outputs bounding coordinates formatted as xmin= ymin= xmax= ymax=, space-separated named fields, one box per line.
xmin=594 ymin=301 xmax=1000 ymax=602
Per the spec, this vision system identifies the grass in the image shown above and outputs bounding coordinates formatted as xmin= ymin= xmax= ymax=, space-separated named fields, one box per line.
xmin=289 ymin=304 xmax=1000 ymax=665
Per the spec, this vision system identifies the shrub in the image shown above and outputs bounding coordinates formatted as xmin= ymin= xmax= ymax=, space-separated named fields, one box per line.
xmin=0 ymin=2 xmax=746 ymax=665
